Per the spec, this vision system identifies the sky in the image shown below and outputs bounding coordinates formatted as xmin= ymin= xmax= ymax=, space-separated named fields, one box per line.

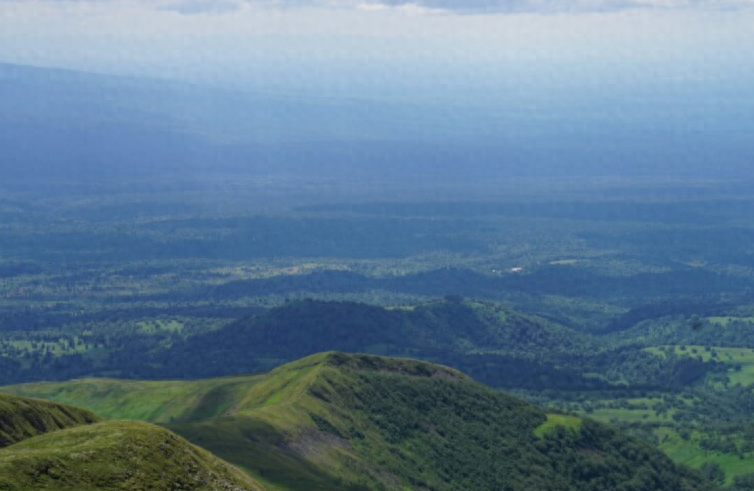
xmin=1 ymin=0 xmax=753 ymax=99
xmin=1 ymin=0 xmax=754 ymax=181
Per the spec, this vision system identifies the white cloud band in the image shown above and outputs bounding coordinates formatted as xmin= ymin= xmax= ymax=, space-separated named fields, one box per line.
xmin=4 ymin=0 xmax=754 ymax=15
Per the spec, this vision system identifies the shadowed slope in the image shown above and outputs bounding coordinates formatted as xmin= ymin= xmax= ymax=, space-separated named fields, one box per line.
xmin=175 ymin=353 xmax=717 ymax=491
xmin=0 ymin=393 xmax=99 ymax=447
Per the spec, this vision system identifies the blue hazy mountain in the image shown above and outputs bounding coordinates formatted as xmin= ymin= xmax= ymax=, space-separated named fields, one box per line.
xmin=2 ymin=61 xmax=752 ymax=183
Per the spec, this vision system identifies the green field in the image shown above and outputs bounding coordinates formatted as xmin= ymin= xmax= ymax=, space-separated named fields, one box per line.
xmin=707 ymin=317 xmax=754 ymax=327
xmin=660 ymin=433 xmax=754 ymax=486
xmin=647 ymin=345 xmax=754 ymax=386
xmin=565 ymin=375 xmax=754 ymax=486
xmin=137 ymin=319 xmax=185 ymax=334
xmin=5 ymin=338 xmax=91 ymax=357
xmin=534 ymin=413 xmax=582 ymax=437
xmin=579 ymin=400 xmax=754 ymax=485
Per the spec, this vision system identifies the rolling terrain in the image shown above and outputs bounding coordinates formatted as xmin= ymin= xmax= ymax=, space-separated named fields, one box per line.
xmin=3 ymin=375 xmax=265 ymax=424
xmin=151 ymin=298 xmax=706 ymax=392
xmin=0 ymin=421 xmax=265 ymax=491
xmin=0 ymin=392 xmax=265 ymax=491
xmin=158 ymin=298 xmax=596 ymax=376
xmin=3 ymin=352 xmax=718 ymax=491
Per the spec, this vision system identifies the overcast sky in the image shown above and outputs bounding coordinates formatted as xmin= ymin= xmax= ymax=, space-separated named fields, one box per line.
xmin=1 ymin=0 xmax=753 ymax=98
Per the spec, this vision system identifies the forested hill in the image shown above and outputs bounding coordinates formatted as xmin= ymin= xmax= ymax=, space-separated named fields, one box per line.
xmin=154 ymin=298 xmax=709 ymax=391
xmin=0 ymin=298 xmax=712 ymax=392
xmin=157 ymin=298 xmax=598 ymax=382
xmin=216 ymin=351 xmax=718 ymax=491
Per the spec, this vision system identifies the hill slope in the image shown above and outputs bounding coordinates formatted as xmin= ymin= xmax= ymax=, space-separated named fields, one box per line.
xmin=152 ymin=299 xmax=706 ymax=391
xmin=156 ymin=299 xmax=613 ymax=390
xmin=185 ymin=352 xmax=714 ymax=491
xmin=0 ymin=420 xmax=266 ymax=491
xmin=1 ymin=375 xmax=265 ymax=424
xmin=9 ymin=352 xmax=715 ymax=491
xmin=0 ymin=393 xmax=99 ymax=447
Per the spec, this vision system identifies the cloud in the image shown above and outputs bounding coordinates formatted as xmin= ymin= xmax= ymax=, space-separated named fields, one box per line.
xmin=159 ymin=0 xmax=243 ymax=14
xmin=354 ymin=0 xmax=754 ymax=14
xmin=2 ymin=0 xmax=753 ymax=14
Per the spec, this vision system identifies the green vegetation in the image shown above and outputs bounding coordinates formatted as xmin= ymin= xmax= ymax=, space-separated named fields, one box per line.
xmin=149 ymin=298 xmax=708 ymax=392
xmin=4 ymin=182 xmax=754 ymax=388
xmin=5 ymin=182 xmax=754 ymax=489
xmin=0 ymin=390 xmax=264 ymax=491
xmin=647 ymin=346 xmax=754 ymax=386
xmin=534 ymin=340 xmax=754 ymax=488
xmin=158 ymin=298 xmax=594 ymax=376
xmin=0 ymin=421 xmax=266 ymax=491
xmin=534 ymin=414 xmax=582 ymax=437
xmin=4 ymin=296 xmax=746 ymax=487
xmin=4 ymin=352 xmax=718 ymax=491
xmin=2 ymin=374 xmax=265 ymax=423
xmin=0 ymin=393 xmax=99 ymax=447
xmin=707 ymin=318 xmax=754 ymax=327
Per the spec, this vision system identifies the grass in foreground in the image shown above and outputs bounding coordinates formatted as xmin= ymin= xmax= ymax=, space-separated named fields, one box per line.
xmin=0 ymin=393 xmax=99 ymax=447
xmin=0 ymin=421 xmax=265 ymax=491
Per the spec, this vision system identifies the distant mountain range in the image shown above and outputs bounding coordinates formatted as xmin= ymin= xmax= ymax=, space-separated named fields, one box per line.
xmin=3 ymin=61 xmax=752 ymax=184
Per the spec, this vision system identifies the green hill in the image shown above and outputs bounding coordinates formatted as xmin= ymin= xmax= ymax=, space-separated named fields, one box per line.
xmin=0 ymin=393 xmax=99 ymax=447
xmin=172 ymin=298 xmax=592 ymax=364
xmin=2 ymin=374 xmax=265 ymax=424
xmin=0 ymin=299 xmax=708 ymax=392
xmin=154 ymin=298 xmax=708 ymax=391
xmin=156 ymin=299 xmax=612 ymax=390
xmin=4 ymin=352 xmax=718 ymax=491
xmin=0 ymin=421 xmax=266 ymax=491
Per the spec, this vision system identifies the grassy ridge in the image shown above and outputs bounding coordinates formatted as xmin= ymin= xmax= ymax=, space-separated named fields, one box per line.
xmin=0 ymin=421 xmax=266 ymax=491
xmin=0 ymin=393 xmax=99 ymax=447
xmin=2 ymin=352 xmax=719 ymax=491
xmin=2 ymin=374 xmax=265 ymax=423
xmin=6 ymin=352 xmax=715 ymax=491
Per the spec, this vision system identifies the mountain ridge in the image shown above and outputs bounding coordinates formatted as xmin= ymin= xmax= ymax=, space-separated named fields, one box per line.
xmin=0 ymin=392 xmax=100 ymax=448
xmin=4 ymin=352 xmax=717 ymax=491
xmin=0 ymin=391 xmax=266 ymax=491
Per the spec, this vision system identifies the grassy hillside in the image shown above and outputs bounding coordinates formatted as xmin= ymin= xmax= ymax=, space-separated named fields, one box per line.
xmin=205 ymin=352 xmax=714 ymax=491
xmin=0 ymin=421 xmax=266 ymax=491
xmin=0 ymin=393 xmax=99 ymax=447
xmin=2 ymin=374 xmax=265 ymax=424
xmin=5 ymin=352 xmax=718 ymax=491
